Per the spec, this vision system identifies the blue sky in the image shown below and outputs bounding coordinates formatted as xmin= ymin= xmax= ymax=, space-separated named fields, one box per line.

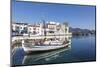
xmin=12 ymin=1 xmax=96 ymax=30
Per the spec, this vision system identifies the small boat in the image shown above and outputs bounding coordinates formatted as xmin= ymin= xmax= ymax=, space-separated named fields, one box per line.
xmin=21 ymin=39 xmax=71 ymax=53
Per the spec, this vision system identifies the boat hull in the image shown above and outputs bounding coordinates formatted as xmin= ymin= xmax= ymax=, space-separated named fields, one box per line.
xmin=22 ymin=42 xmax=71 ymax=53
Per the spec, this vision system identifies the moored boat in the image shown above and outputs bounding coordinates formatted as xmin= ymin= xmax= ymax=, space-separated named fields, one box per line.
xmin=21 ymin=39 xmax=71 ymax=53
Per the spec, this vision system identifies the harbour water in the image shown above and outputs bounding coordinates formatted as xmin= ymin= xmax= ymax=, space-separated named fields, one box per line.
xmin=12 ymin=36 xmax=96 ymax=66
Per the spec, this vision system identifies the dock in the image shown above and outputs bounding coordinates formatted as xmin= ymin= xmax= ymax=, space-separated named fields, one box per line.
xmin=12 ymin=33 xmax=72 ymax=42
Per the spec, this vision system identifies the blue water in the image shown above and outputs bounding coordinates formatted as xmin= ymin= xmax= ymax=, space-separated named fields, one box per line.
xmin=12 ymin=36 xmax=96 ymax=66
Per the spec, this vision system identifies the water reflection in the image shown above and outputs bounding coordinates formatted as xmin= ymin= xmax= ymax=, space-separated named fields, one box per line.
xmin=22 ymin=46 xmax=71 ymax=65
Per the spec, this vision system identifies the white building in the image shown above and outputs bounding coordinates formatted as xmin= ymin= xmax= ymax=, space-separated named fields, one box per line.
xmin=44 ymin=21 xmax=69 ymax=36
xmin=12 ymin=21 xmax=70 ymax=36
xmin=12 ymin=22 xmax=28 ymax=34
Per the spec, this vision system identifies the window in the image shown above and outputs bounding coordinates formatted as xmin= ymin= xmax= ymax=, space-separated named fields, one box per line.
xmin=16 ymin=26 xmax=19 ymax=30
xmin=20 ymin=27 xmax=22 ymax=29
xmin=49 ymin=31 xmax=54 ymax=33
xmin=33 ymin=28 xmax=36 ymax=30
xmin=33 ymin=31 xmax=36 ymax=34
xmin=24 ymin=27 xmax=27 ymax=30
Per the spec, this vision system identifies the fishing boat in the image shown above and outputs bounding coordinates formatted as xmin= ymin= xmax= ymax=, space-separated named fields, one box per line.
xmin=21 ymin=39 xmax=71 ymax=53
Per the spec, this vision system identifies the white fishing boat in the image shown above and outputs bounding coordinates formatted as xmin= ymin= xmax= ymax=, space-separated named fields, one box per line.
xmin=21 ymin=39 xmax=71 ymax=53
